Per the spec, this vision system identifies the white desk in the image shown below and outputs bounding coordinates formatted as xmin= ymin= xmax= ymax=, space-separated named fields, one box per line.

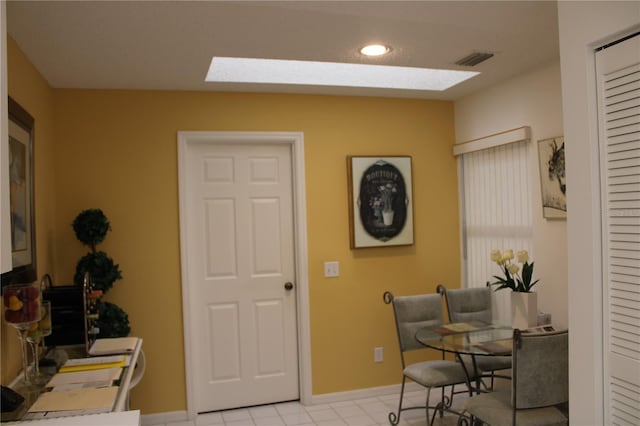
xmin=4 ymin=338 xmax=143 ymax=423
xmin=112 ymin=338 xmax=143 ymax=412
xmin=14 ymin=410 xmax=140 ymax=426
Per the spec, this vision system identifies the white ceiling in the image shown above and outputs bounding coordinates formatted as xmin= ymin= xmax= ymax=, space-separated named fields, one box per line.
xmin=6 ymin=1 xmax=560 ymax=101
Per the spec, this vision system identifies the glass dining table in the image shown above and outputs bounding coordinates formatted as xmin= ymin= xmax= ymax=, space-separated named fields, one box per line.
xmin=415 ymin=321 xmax=514 ymax=392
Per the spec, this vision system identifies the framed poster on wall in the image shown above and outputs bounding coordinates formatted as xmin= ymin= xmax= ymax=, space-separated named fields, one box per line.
xmin=1 ymin=97 xmax=37 ymax=287
xmin=347 ymin=156 xmax=414 ymax=248
xmin=537 ymin=136 xmax=566 ymax=219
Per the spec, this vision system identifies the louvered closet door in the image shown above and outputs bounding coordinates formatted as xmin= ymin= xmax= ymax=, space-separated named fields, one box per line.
xmin=596 ymin=33 xmax=640 ymax=426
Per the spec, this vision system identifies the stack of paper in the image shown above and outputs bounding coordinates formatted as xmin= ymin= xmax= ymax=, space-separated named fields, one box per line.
xmin=89 ymin=337 xmax=139 ymax=355
xmin=59 ymin=355 xmax=128 ymax=373
xmin=429 ymin=321 xmax=489 ymax=336
xmin=46 ymin=367 xmax=123 ymax=391
xmin=522 ymin=325 xmax=556 ymax=333
xmin=27 ymin=386 xmax=119 ymax=414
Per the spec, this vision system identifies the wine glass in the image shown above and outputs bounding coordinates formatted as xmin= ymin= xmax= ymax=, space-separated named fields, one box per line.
xmin=26 ymin=301 xmax=52 ymax=385
xmin=3 ymin=283 xmax=41 ymax=386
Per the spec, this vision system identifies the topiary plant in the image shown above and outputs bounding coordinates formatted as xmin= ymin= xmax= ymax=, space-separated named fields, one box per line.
xmin=72 ymin=208 xmax=111 ymax=250
xmin=73 ymin=251 xmax=122 ymax=292
xmin=95 ymin=301 xmax=131 ymax=338
xmin=72 ymin=209 xmax=122 ymax=294
xmin=72 ymin=208 xmax=130 ymax=338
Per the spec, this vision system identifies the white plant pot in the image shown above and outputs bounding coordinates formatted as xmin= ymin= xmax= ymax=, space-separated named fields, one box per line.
xmin=382 ymin=210 xmax=394 ymax=226
xmin=511 ymin=291 xmax=538 ymax=330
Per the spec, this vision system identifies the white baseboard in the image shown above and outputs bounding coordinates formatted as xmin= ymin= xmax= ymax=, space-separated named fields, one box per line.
xmin=141 ymin=410 xmax=188 ymax=425
xmin=309 ymin=382 xmax=423 ymax=405
xmin=139 ymin=383 xmax=424 ymax=425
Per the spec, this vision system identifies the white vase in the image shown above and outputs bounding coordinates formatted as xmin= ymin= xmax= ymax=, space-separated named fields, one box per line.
xmin=382 ymin=210 xmax=394 ymax=226
xmin=382 ymin=210 xmax=393 ymax=226
xmin=511 ymin=291 xmax=538 ymax=329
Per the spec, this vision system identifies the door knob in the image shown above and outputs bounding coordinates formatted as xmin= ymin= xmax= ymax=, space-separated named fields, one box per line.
xmin=284 ymin=282 xmax=294 ymax=291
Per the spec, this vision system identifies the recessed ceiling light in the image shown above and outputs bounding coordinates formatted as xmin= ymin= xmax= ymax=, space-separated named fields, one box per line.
xmin=206 ymin=57 xmax=479 ymax=92
xmin=360 ymin=44 xmax=391 ymax=57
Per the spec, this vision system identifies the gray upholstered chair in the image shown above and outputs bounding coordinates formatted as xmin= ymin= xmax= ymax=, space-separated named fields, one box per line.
xmin=462 ymin=329 xmax=569 ymax=426
xmin=438 ymin=284 xmax=511 ymax=389
xmin=384 ymin=291 xmax=471 ymax=426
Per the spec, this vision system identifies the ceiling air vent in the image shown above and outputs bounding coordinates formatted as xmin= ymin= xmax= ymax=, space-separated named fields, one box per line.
xmin=455 ymin=52 xmax=494 ymax=67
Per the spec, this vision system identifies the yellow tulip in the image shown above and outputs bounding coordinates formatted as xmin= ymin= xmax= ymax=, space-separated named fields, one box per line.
xmin=502 ymin=249 xmax=514 ymax=262
xmin=517 ymin=250 xmax=529 ymax=263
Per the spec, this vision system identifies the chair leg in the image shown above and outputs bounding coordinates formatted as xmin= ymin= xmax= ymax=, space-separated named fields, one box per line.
xmin=427 ymin=385 xmax=459 ymax=426
xmin=447 ymin=384 xmax=455 ymax=408
xmin=425 ymin=386 xmax=432 ymax=425
xmin=455 ymin=410 xmax=474 ymax=426
xmin=389 ymin=378 xmax=457 ymax=425
xmin=388 ymin=376 xmax=406 ymax=425
xmin=455 ymin=410 xmax=487 ymax=426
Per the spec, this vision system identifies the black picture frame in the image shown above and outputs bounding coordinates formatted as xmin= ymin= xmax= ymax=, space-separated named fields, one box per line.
xmin=347 ymin=156 xmax=414 ymax=248
xmin=1 ymin=97 xmax=37 ymax=288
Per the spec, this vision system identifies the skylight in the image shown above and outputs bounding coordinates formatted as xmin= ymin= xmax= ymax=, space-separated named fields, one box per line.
xmin=206 ymin=57 xmax=479 ymax=92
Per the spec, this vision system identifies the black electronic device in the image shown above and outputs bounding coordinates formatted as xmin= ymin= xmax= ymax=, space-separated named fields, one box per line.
xmin=43 ymin=285 xmax=85 ymax=346
xmin=1 ymin=386 xmax=24 ymax=413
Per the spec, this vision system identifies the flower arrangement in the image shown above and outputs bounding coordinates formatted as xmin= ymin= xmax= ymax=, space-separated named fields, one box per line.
xmin=379 ymin=183 xmax=397 ymax=212
xmin=489 ymin=249 xmax=539 ymax=293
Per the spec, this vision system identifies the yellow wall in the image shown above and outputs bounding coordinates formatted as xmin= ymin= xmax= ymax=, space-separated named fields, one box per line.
xmin=2 ymin=37 xmax=56 ymax=384
xmin=4 ymin=38 xmax=461 ymax=414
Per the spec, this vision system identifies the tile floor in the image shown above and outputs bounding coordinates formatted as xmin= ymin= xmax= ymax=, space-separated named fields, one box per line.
xmin=158 ymin=388 xmax=468 ymax=426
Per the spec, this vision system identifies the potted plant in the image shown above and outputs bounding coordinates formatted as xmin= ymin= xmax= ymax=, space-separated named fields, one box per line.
xmin=72 ymin=208 xmax=130 ymax=338
xmin=95 ymin=301 xmax=130 ymax=338
xmin=72 ymin=209 xmax=121 ymax=292
xmin=488 ymin=249 xmax=539 ymax=329
xmin=379 ymin=183 xmax=397 ymax=226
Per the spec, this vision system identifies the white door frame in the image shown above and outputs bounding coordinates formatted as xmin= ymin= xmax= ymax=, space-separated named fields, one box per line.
xmin=177 ymin=131 xmax=311 ymax=420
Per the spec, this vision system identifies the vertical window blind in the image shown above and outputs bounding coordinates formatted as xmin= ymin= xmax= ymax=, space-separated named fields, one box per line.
xmin=459 ymin=138 xmax=533 ymax=321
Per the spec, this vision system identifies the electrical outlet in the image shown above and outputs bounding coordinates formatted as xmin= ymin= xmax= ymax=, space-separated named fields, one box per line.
xmin=324 ymin=261 xmax=340 ymax=277
xmin=374 ymin=347 xmax=383 ymax=363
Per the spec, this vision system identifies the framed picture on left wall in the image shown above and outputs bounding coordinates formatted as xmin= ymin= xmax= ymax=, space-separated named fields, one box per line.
xmin=347 ymin=156 xmax=414 ymax=248
xmin=1 ymin=97 xmax=37 ymax=288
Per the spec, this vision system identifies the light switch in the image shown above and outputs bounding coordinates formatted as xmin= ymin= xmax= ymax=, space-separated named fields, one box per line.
xmin=324 ymin=261 xmax=339 ymax=277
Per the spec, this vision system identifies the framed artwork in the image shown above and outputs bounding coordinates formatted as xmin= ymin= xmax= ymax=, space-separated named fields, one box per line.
xmin=347 ymin=156 xmax=414 ymax=248
xmin=537 ymin=136 xmax=566 ymax=219
xmin=1 ymin=97 xmax=37 ymax=287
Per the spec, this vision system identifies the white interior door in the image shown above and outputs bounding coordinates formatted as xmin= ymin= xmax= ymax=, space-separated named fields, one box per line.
xmin=179 ymin=134 xmax=299 ymax=414
xmin=596 ymin=32 xmax=640 ymax=425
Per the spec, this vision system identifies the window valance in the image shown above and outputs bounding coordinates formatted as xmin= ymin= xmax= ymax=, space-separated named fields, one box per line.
xmin=453 ymin=126 xmax=530 ymax=156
